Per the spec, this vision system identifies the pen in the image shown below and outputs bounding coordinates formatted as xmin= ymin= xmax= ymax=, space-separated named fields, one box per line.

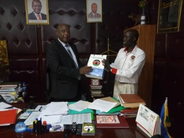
xmin=39 ymin=106 xmax=42 ymax=111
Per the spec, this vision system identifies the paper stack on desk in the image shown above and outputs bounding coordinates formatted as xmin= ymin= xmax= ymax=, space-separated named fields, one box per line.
xmin=24 ymin=102 xmax=69 ymax=126
xmin=40 ymin=102 xmax=68 ymax=116
xmin=0 ymin=85 xmax=18 ymax=103
xmin=24 ymin=101 xmax=92 ymax=126
xmin=88 ymin=98 xmax=117 ymax=112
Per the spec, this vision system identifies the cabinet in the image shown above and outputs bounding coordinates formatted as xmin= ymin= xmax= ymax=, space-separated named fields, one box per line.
xmin=124 ymin=25 xmax=156 ymax=108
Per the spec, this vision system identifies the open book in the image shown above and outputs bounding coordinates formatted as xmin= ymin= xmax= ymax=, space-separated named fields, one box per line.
xmin=85 ymin=54 xmax=107 ymax=80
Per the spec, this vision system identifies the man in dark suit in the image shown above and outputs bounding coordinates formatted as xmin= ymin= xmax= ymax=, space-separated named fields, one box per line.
xmin=28 ymin=0 xmax=47 ymax=20
xmin=46 ymin=23 xmax=92 ymax=101
xmin=88 ymin=3 xmax=101 ymax=18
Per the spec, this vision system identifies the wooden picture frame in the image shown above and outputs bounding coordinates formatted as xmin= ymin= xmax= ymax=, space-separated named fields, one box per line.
xmin=157 ymin=0 xmax=183 ymax=34
xmin=25 ymin=0 xmax=49 ymax=25
xmin=86 ymin=0 xmax=102 ymax=23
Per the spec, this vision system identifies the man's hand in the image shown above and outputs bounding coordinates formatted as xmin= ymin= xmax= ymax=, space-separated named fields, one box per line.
xmin=79 ymin=66 xmax=93 ymax=74
xmin=102 ymin=59 xmax=111 ymax=72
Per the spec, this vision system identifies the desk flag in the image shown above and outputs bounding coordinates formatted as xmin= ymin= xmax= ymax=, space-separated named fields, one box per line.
xmin=160 ymin=97 xmax=172 ymax=138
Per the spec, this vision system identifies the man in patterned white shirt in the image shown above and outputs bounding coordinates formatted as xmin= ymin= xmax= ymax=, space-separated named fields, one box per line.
xmin=104 ymin=29 xmax=145 ymax=99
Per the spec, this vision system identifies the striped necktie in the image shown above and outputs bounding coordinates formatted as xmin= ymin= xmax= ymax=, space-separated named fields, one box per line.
xmin=65 ymin=44 xmax=80 ymax=79
xmin=65 ymin=44 xmax=72 ymax=57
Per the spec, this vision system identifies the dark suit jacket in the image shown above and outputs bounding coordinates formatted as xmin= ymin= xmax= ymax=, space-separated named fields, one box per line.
xmin=28 ymin=12 xmax=47 ymax=20
xmin=88 ymin=12 xmax=101 ymax=18
xmin=46 ymin=39 xmax=83 ymax=100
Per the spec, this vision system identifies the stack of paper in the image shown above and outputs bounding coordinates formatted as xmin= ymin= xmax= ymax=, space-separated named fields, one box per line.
xmin=95 ymin=97 xmax=123 ymax=115
xmin=100 ymin=97 xmax=120 ymax=107
xmin=25 ymin=102 xmax=69 ymax=126
xmin=0 ymin=85 xmax=18 ymax=103
xmin=88 ymin=98 xmax=117 ymax=112
xmin=0 ymin=102 xmax=12 ymax=109
xmin=69 ymin=100 xmax=90 ymax=112
xmin=41 ymin=102 xmax=68 ymax=116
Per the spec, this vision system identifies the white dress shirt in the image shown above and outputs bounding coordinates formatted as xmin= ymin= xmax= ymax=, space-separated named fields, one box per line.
xmin=110 ymin=45 xmax=145 ymax=84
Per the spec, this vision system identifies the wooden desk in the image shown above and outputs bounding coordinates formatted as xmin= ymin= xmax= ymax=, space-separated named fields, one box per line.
xmin=0 ymin=103 xmax=149 ymax=138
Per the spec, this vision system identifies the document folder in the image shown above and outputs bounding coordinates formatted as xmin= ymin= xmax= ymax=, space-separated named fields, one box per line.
xmin=0 ymin=109 xmax=17 ymax=126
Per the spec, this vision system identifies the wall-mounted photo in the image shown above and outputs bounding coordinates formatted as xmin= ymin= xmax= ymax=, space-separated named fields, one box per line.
xmin=86 ymin=0 xmax=102 ymax=23
xmin=25 ymin=0 xmax=49 ymax=25
xmin=157 ymin=0 xmax=183 ymax=34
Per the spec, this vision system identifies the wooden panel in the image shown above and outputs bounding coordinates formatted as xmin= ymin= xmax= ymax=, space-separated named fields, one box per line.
xmin=124 ymin=25 xmax=156 ymax=108
xmin=0 ymin=66 xmax=9 ymax=81
xmin=167 ymin=32 xmax=184 ymax=60
xmin=10 ymin=70 xmax=40 ymax=101
xmin=9 ymin=59 xmax=41 ymax=101
xmin=0 ymin=0 xmax=38 ymax=55
xmin=165 ymin=62 xmax=184 ymax=137
xmin=155 ymin=34 xmax=166 ymax=58
xmin=166 ymin=62 xmax=184 ymax=100
xmin=151 ymin=61 xmax=167 ymax=113
xmin=9 ymin=59 xmax=39 ymax=70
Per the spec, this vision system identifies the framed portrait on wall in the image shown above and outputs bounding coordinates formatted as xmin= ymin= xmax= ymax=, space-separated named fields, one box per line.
xmin=86 ymin=0 xmax=102 ymax=23
xmin=25 ymin=0 xmax=49 ymax=25
xmin=157 ymin=0 xmax=183 ymax=34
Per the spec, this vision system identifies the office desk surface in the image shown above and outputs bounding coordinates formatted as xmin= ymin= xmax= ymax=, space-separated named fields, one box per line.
xmin=0 ymin=103 xmax=149 ymax=138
